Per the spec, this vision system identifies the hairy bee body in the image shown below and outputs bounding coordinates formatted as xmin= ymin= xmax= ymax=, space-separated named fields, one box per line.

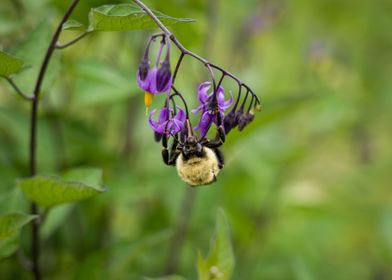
xmin=176 ymin=147 xmax=220 ymax=186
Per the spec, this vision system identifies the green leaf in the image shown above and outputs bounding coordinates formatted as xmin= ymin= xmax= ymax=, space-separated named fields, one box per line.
xmin=88 ymin=4 xmax=194 ymax=32
xmin=0 ymin=51 xmax=24 ymax=77
xmin=0 ymin=234 xmax=19 ymax=259
xmin=62 ymin=19 xmax=85 ymax=31
xmin=41 ymin=168 xmax=102 ymax=238
xmin=17 ymin=169 xmax=106 ymax=208
xmin=197 ymin=209 xmax=235 ymax=280
xmin=41 ymin=204 xmax=74 ymax=239
xmin=0 ymin=213 xmax=37 ymax=240
xmin=0 ymin=213 xmax=36 ymax=259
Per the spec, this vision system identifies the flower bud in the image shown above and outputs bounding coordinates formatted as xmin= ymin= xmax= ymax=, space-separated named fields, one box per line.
xmin=156 ymin=60 xmax=172 ymax=92
xmin=223 ymin=110 xmax=236 ymax=134
xmin=138 ymin=58 xmax=150 ymax=81
xmin=154 ymin=131 xmax=163 ymax=142
xmin=238 ymin=112 xmax=254 ymax=131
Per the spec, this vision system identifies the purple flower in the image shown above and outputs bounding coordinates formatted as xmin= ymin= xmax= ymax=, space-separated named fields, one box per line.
xmin=137 ymin=41 xmax=172 ymax=95
xmin=192 ymin=82 xmax=233 ymax=137
xmin=137 ymin=66 xmax=159 ymax=94
xmin=148 ymin=106 xmax=186 ymax=136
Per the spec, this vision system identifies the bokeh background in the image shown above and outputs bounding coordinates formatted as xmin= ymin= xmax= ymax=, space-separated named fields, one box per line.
xmin=1 ymin=0 xmax=391 ymax=279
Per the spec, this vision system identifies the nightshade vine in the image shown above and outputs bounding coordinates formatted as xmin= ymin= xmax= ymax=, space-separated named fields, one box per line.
xmin=135 ymin=0 xmax=261 ymax=186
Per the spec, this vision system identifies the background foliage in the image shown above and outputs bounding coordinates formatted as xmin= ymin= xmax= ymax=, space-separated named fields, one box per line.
xmin=0 ymin=0 xmax=391 ymax=279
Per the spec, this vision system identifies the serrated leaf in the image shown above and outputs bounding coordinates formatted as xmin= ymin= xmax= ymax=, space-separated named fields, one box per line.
xmin=88 ymin=4 xmax=194 ymax=32
xmin=0 ymin=213 xmax=37 ymax=240
xmin=17 ymin=171 xmax=106 ymax=208
xmin=62 ymin=19 xmax=85 ymax=31
xmin=197 ymin=209 xmax=235 ymax=280
xmin=0 ymin=51 xmax=24 ymax=77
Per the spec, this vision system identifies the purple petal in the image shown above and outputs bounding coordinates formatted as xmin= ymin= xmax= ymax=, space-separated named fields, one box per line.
xmin=222 ymin=91 xmax=233 ymax=109
xmin=157 ymin=107 xmax=169 ymax=123
xmin=216 ymin=86 xmax=225 ymax=106
xmin=147 ymin=67 xmax=158 ymax=94
xmin=148 ymin=109 xmax=160 ymax=132
xmin=137 ymin=67 xmax=160 ymax=94
xmin=170 ymin=119 xmax=183 ymax=135
xmin=156 ymin=61 xmax=172 ymax=93
xmin=191 ymin=105 xmax=204 ymax=114
xmin=137 ymin=70 xmax=149 ymax=91
xmin=175 ymin=107 xmax=186 ymax=122
xmin=197 ymin=82 xmax=211 ymax=104
xmin=197 ymin=111 xmax=213 ymax=138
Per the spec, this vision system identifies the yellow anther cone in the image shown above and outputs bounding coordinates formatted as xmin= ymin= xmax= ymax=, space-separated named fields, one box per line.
xmin=144 ymin=91 xmax=154 ymax=115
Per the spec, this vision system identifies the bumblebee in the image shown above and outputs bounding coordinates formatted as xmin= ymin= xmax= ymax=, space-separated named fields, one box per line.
xmin=161 ymin=127 xmax=225 ymax=186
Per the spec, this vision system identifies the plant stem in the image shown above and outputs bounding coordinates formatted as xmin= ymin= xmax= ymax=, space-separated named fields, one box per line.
xmin=29 ymin=1 xmax=80 ymax=279
xmin=55 ymin=31 xmax=89 ymax=49
xmin=4 ymin=77 xmax=34 ymax=101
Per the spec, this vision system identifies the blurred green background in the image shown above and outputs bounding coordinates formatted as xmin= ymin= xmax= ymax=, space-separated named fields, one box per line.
xmin=1 ymin=0 xmax=392 ymax=279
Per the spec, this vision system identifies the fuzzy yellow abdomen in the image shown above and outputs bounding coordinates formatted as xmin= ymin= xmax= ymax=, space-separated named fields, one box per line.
xmin=176 ymin=147 xmax=220 ymax=186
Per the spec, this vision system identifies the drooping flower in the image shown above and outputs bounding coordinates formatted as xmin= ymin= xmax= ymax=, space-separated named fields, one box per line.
xmin=137 ymin=38 xmax=173 ymax=110
xmin=148 ymin=106 xmax=186 ymax=136
xmin=192 ymin=82 xmax=233 ymax=137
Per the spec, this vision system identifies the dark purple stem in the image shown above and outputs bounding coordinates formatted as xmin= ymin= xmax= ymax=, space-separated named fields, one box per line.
xmin=29 ymin=0 xmax=80 ymax=279
xmin=4 ymin=77 xmax=34 ymax=100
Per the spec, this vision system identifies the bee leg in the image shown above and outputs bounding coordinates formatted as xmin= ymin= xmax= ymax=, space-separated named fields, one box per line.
xmin=162 ymin=135 xmax=179 ymax=166
xmin=214 ymin=148 xmax=225 ymax=169
xmin=215 ymin=111 xmax=226 ymax=144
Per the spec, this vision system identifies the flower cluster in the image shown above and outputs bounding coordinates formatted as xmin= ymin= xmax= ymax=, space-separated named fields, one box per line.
xmin=136 ymin=34 xmax=260 ymax=143
xmin=148 ymin=106 xmax=185 ymax=138
xmin=192 ymin=82 xmax=232 ymax=137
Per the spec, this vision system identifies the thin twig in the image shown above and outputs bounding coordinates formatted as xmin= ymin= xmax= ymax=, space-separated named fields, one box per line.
xmin=55 ymin=31 xmax=89 ymax=49
xmin=4 ymin=77 xmax=34 ymax=101
xmin=29 ymin=1 xmax=81 ymax=279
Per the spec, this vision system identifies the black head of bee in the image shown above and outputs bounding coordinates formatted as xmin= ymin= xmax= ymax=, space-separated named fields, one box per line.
xmin=182 ymin=136 xmax=204 ymax=159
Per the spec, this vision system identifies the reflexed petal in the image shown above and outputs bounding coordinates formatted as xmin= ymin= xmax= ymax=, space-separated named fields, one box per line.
xmin=216 ymin=86 xmax=225 ymax=106
xmin=191 ymin=105 xmax=204 ymax=114
xmin=171 ymin=119 xmax=183 ymax=135
xmin=222 ymin=91 xmax=233 ymax=109
xmin=156 ymin=121 xmax=169 ymax=134
xmin=148 ymin=109 xmax=159 ymax=132
xmin=197 ymin=82 xmax=212 ymax=103
xmin=197 ymin=111 xmax=213 ymax=137
xmin=175 ymin=107 xmax=186 ymax=123
xmin=157 ymin=107 xmax=170 ymax=123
